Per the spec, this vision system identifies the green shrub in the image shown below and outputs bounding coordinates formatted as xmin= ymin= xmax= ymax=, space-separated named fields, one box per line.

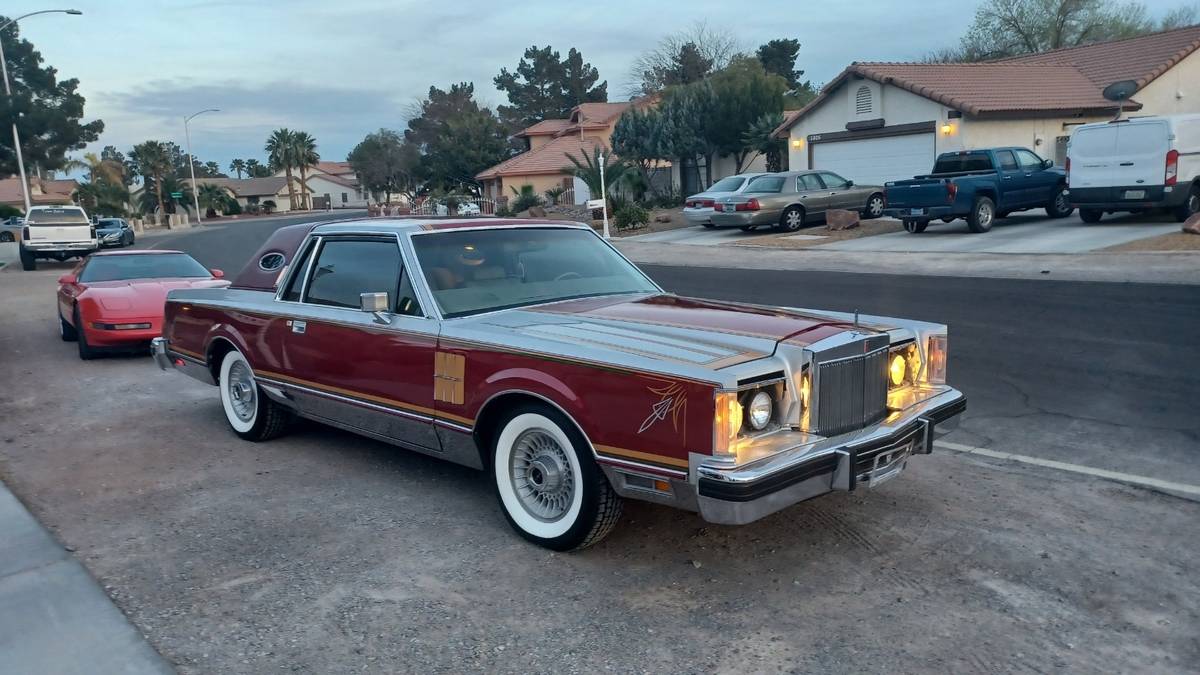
xmin=0 ymin=204 xmax=21 ymax=219
xmin=224 ymin=198 xmax=242 ymax=215
xmin=544 ymin=186 xmax=566 ymax=205
xmin=262 ymin=199 xmax=277 ymax=214
xmin=509 ymin=184 xmax=543 ymax=213
xmin=614 ymin=203 xmax=649 ymax=231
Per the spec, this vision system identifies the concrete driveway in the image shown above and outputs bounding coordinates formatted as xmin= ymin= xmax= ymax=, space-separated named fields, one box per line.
xmin=821 ymin=209 xmax=1180 ymax=253
xmin=625 ymin=225 xmax=822 ymax=245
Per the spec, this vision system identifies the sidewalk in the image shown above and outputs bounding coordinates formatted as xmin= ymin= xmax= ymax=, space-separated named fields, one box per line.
xmin=615 ymin=240 xmax=1200 ymax=285
xmin=0 ymin=481 xmax=173 ymax=674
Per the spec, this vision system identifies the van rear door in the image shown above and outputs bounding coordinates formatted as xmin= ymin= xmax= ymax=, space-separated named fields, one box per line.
xmin=1113 ymin=119 xmax=1170 ymax=190
xmin=24 ymin=207 xmax=93 ymax=245
xmin=1068 ymin=125 xmax=1117 ymax=189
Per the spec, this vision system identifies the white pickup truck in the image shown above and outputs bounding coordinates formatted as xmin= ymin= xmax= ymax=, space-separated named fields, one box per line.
xmin=18 ymin=205 xmax=98 ymax=271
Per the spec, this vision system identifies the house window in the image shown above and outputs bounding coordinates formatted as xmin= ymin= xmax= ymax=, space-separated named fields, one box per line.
xmin=342 ymin=192 xmax=348 ymax=204
xmin=855 ymin=85 xmax=873 ymax=115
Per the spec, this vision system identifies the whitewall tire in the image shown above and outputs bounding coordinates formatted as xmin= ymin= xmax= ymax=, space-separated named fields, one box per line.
xmin=218 ymin=348 xmax=290 ymax=441
xmin=492 ymin=405 xmax=622 ymax=551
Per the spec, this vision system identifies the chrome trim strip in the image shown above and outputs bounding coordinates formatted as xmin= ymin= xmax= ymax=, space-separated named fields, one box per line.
xmin=596 ymin=454 xmax=688 ymax=479
xmin=257 ymin=376 xmax=435 ymax=425
xmin=433 ymin=418 xmax=472 ymax=434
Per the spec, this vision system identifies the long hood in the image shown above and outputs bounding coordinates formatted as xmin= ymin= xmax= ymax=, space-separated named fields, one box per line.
xmin=454 ymin=294 xmax=855 ymax=379
xmin=84 ymin=278 xmax=229 ymax=316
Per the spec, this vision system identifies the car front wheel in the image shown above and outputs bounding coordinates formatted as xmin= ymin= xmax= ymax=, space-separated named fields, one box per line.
xmin=863 ymin=193 xmax=885 ymax=219
xmin=492 ymin=404 xmax=621 ymax=551
xmin=0 ymin=231 xmax=13 ymax=242
xmin=218 ymin=348 xmax=291 ymax=441
xmin=59 ymin=311 xmax=78 ymax=342
xmin=74 ymin=307 xmax=97 ymax=360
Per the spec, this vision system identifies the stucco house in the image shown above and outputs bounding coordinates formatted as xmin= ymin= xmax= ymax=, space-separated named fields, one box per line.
xmin=0 ymin=176 xmax=79 ymax=211
xmin=477 ymin=102 xmax=635 ymax=204
xmin=273 ymin=161 xmax=370 ymax=209
xmin=774 ymin=25 xmax=1200 ymax=186
xmin=193 ymin=177 xmax=301 ymax=213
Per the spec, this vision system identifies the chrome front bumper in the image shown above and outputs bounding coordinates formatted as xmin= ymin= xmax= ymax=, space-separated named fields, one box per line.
xmin=694 ymin=387 xmax=966 ymax=525
xmin=151 ymin=337 xmax=172 ymax=370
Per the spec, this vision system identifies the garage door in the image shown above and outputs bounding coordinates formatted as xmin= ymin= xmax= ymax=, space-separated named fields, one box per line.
xmin=812 ymin=133 xmax=935 ymax=186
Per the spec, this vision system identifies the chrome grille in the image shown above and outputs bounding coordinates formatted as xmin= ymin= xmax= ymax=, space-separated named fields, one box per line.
xmin=814 ymin=347 xmax=889 ymax=437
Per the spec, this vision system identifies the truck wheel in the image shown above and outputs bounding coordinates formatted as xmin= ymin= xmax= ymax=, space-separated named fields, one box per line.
xmin=1174 ymin=186 xmax=1199 ymax=222
xmin=903 ymin=220 xmax=928 ymax=233
xmin=218 ymin=349 xmax=291 ymax=442
xmin=1046 ymin=186 xmax=1074 ymax=218
xmin=19 ymin=246 xmax=36 ymax=271
xmin=1079 ymin=208 xmax=1103 ymax=224
xmin=778 ymin=206 xmax=805 ymax=232
xmin=492 ymin=403 xmax=622 ymax=551
xmin=967 ymin=196 xmax=996 ymax=233
xmin=862 ymin=193 xmax=885 ymax=219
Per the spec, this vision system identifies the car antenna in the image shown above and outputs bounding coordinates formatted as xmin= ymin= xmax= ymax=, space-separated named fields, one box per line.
xmin=854 ymin=309 xmax=860 ymax=328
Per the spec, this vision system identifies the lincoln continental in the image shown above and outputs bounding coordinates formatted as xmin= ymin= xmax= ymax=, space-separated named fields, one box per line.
xmin=152 ymin=218 xmax=965 ymax=550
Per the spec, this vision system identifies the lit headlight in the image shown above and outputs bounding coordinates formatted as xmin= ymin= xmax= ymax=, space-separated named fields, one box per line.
xmin=746 ymin=390 xmax=773 ymax=431
xmin=888 ymin=343 xmax=920 ymax=389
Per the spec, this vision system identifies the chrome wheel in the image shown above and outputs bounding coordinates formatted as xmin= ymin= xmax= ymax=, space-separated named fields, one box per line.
xmin=227 ymin=360 xmax=257 ymax=423
xmin=867 ymin=195 xmax=884 ymax=218
xmin=509 ymin=428 xmax=575 ymax=522
xmin=977 ymin=202 xmax=993 ymax=228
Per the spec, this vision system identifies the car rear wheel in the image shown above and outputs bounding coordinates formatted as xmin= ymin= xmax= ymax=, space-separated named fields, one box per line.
xmin=1174 ymin=186 xmax=1200 ymax=222
xmin=1047 ymin=186 xmax=1074 ymax=218
xmin=59 ymin=311 xmax=77 ymax=342
xmin=74 ymin=307 xmax=97 ymax=360
xmin=967 ymin=196 xmax=996 ymax=233
xmin=1079 ymin=208 xmax=1103 ymax=224
xmin=19 ymin=246 xmax=36 ymax=271
xmin=701 ymin=223 xmax=715 ymax=229
xmin=739 ymin=225 xmax=756 ymax=232
xmin=863 ymin=193 xmax=885 ymax=219
xmin=492 ymin=404 xmax=621 ymax=551
xmin=903 ymin=219 xmax=928 ymax=234
xmin=0 ymin=231 xmax=13 ymax=242
xmin=218 ymin=349 xmax=291 ymax=441
xmin=778 ymin=206 xmax=805 ymax=232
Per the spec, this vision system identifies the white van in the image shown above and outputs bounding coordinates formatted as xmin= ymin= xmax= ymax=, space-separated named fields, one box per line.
xmin=1065 ymin=114 xmax=1200 ymax=223
xmin=18 ymin=205 xmax=97 ymax=271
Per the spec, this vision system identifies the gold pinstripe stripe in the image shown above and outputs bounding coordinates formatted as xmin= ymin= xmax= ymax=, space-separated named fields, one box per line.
xmin=256 ymin=369 xmax=474 ymax=426
xmin=594 ymin=444 xmax=690 ymax=469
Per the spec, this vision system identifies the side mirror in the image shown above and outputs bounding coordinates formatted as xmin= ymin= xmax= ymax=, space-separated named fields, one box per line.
xmin=845 ymin=180 xmax=854 ymax=187
xmin=58 ymin=273 xmax=77 ymax=285
xmin=360 ymin=292 xmax=391 ymax=324
xmin=209 ymin=268 xmax=224 ymax=278
xmin=1043 ymin=158 xmax=1055 ymax=169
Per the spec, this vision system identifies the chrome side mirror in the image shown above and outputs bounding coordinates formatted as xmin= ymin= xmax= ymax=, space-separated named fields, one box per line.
xmin=360 ymin=292 xmax=391 ymax=324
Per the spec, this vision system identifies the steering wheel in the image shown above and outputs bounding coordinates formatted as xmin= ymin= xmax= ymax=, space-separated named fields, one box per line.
xmin=554 ymin=271 xmax=582 ymax=282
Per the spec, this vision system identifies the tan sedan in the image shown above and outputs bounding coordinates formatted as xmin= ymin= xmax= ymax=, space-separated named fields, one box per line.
xmin=709 ymin=171 xmax=885 ymax=232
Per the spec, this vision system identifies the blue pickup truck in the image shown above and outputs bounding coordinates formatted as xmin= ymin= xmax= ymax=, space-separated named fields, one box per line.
xmin=883 ymin=148 xmax=1072 ymax=233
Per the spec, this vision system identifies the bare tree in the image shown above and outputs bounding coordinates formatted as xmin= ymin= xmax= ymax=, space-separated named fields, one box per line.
xmin=626 ymin=21 xmax=741 ymax=97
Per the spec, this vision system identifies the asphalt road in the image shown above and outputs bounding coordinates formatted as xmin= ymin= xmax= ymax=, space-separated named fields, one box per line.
xmin=2 ymin=219 xmax=1198 ymax=673
xmin=155 ymin=215 xmax=1200 ymax=488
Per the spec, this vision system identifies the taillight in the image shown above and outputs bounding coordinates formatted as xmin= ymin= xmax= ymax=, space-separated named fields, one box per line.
xmin=701 ymin=199 xmax=714 ymax=208
xmin=736 ymin=198 xmax=761 ymax=212
xmin=1064 ymin=157 xmax=1071 ymax=186
xmin=1166 ymin=149 xmax=1179 ymax=186
xmin=22 ymin=226 xmax=29 ymax=241
xmin=945 ymin=182 xmax=958 ymax=203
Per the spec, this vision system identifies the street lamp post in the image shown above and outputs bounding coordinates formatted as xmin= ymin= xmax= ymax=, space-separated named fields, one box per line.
xmin=0 ymin=9 xmax=82 ymax=214
xmin=184 ymin=108 xmax=219 ymax=223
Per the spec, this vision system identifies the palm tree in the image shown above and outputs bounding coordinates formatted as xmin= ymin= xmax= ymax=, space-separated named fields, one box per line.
xmin=564 ymin=146 xmax=629 ymax=201
xmin=197 ymin=183 xmax=230 ymax=217
xmin=292 ymin=131 xmax=320 ymax=210
xmin=245 ymin=158 xmax=264 ymax=177
xmin=265 ymin=128 xmax=299 ymax=210
xmin=229 ymin=158 xmax=247 ymax=179
xmin=130 ymin=141 xmax=173 ymax=217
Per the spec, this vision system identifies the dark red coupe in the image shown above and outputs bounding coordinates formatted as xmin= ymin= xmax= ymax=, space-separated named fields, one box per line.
xmin=57 ymin=250 xmax=228 ymax=359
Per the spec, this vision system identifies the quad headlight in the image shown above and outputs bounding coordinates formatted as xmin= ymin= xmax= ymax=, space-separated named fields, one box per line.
xmin=888 ymin=343 xmax=921 ymax=389
xmin=746 ymin=390 xmax=773 ymax=431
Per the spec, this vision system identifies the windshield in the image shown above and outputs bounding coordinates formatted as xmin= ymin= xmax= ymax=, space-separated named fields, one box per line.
xmin=707 ymin=176 xmax=746 ymax=192
xmin=97 ymin=219 xmax=123 ymax=229
xmin=745 ymin=176 xmax=785 ymax=193
xmin=411 ymin=227 xmax=659 ymax=318
xmin=933 ymin=154 xmax=993 ymax=174
xmin=79 ymin=253 xmax=212 ymax=282
xmin=27 ymin=207 xmax=89 ymax=225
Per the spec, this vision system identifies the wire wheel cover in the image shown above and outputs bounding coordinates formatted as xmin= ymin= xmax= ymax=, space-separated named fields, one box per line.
xmin=509 ymin=429 xmax=575 ymax=522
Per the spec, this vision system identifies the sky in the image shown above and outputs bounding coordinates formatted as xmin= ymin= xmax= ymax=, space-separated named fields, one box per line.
xmin=4 ymin=0 xmax=1189 ymax=174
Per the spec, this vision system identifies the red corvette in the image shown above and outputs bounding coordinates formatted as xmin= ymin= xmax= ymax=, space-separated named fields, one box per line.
xmin=57 ymin=250 xmax=228 ymax=359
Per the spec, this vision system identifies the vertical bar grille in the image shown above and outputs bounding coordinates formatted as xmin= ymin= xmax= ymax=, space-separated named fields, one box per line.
xmin=815 ymin=347 xmax=889 ymax=437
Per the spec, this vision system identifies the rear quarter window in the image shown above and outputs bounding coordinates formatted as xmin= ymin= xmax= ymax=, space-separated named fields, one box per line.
xmin=26 ymin=208 xmax=89 ymax=225
xmin=1070 ymin=127 xmax=1115 ymax=159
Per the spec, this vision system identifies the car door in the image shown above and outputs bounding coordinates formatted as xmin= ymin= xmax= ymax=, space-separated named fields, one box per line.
xmin=1015 ymin=149 xmax=1055 ymax=206
xmin=795 ymin=173 xmax=829 ymax=216
xmin=274 ymin=235 xmax=441 ymax=450
xmin=816 ymin=171 xmax=859 ymax=210
xmin=1113 ymin=120 xmax=1169 ymax=195
xmin=991 ymin=150 xmax=1024 ymax=207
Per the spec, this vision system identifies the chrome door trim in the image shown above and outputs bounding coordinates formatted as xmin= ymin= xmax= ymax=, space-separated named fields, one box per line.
xmin=257 ymin=375 xmax=434 ymax=424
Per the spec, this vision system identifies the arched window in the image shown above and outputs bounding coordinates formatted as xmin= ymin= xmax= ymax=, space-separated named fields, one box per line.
xmin=855 ymin=85 xmax=873 ymax=115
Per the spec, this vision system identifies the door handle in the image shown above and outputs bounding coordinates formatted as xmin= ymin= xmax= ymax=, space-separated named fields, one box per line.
xmin=1002 ymin=176 xmax=1012 ymax=180
xmin=1119 ymin=162 xmax=1134 ymax=166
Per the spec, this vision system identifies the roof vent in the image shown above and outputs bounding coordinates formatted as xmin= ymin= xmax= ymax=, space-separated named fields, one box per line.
xmin=855 ymin=85 xmax=873 ymax=115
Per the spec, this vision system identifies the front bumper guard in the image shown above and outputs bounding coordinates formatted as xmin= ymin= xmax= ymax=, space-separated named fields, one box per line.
xmin=694 ymin=388 xmax=965 ymax=525
xmin=151 ymin=337 xmax=172 ymax=370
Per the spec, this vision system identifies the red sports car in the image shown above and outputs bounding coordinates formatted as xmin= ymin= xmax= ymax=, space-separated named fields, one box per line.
xmin=57 ymin=250 xmax=228 ymax=359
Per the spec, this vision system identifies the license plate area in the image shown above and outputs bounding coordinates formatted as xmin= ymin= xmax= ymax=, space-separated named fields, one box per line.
xmin=909 ymin=208 xmax=925 ymax=215
xmin=865 ymin=440 xmax=913 ymax=487
xmin=1123 ymin=190 xmax=1146 ymax=200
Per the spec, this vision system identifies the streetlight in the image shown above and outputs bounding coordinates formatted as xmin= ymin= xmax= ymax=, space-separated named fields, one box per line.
xmin=184 ymin=108 xmax=219 ymax=223
xmin=0 ymin=9 xmax=83 ymax=214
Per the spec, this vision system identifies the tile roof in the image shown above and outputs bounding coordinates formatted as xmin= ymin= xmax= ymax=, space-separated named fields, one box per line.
xmin=998 ymin=24 xmax=1200 ymax=89
xmin=198 ymin=177 xmax=290 ymax=197
xmin=307 ymin=172 xmax=358 ymax=189
xmin=477 ymin=134 xmax=610 ymax=179
xmin=571 ymin=102 xmax=631 ymax=125
xmin=515 ymin=119 xmax=572 ymax=137
xmin=0 ymin=176 xmax=78 ymax=205
xmin=774 ymin=27 xmax=1200 ymax=137
xmin=313 ymin=161 xmax=353 ymax=176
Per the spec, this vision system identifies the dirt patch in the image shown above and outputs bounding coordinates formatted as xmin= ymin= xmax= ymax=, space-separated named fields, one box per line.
xmin=1100 ymin=230 xmax=1200 ymax=252
xmin=731 ymin=217 xmax=905 ymax=249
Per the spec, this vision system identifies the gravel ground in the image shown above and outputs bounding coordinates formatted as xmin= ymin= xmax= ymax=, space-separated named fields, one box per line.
xmin=2 ymin=265 xmax=1198 ymax=674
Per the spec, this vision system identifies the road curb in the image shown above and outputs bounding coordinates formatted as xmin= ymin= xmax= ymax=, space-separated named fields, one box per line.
xmin=0 ymin=482 xmax=174 ymax=674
